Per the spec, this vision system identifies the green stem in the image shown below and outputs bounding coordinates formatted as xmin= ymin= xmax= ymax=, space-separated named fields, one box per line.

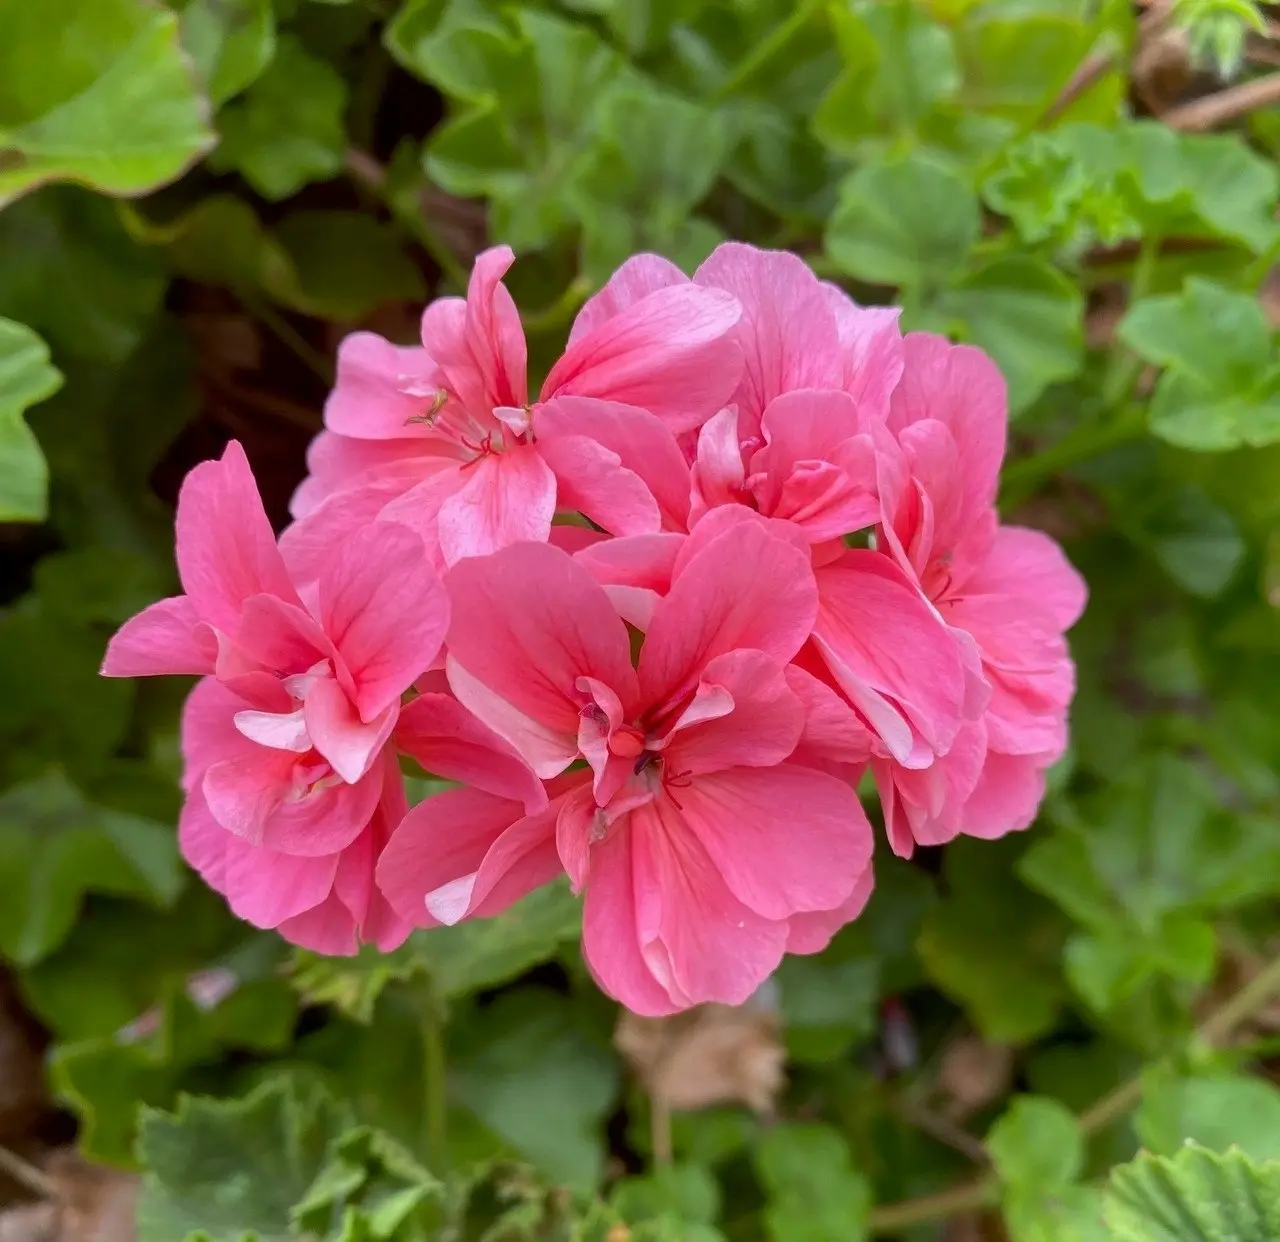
xmin=523 ymin=277 xmax=590 ymax=336
xmin=867 ymin=1178 xmax=995 ymax=1234
xmin=1098 ymin=231 xmax=1162 ymax=410
xmin=712 ymin=0 xmax=822 ymax=102
xmin=421 ymin=1001 xmax=448 ymax=1171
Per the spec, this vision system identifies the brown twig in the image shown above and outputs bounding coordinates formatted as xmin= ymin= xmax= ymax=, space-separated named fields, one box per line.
xmin=0 ymin=1147 xmax=60 ymax=1202
xmin=1163 ymin=70 xmax=1280 ymax=129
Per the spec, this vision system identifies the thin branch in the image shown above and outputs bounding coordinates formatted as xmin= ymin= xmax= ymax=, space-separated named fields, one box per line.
xmin=1163 ymin=71 xmax=1280 ymax=129
xmin=0 ymin=1146 xmax=60 ymax=1201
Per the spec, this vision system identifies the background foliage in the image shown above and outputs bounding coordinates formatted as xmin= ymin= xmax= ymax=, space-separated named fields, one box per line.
xmin=4 ymin=0 xmax=1280 ymax=1237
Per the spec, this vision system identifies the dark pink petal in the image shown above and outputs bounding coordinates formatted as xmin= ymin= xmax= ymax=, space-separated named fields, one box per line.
xmin=395 ymin=692 xmax=547 ymax=811
xmin=175 ymin=441 xmax=300 ymax=631
xmin=178 ymin=784 xmax=233 ymax=893
xmin=673 ymin=503 xmax=810 ymax=576
xmin=820 ymin=284 xmax=903 ymax=422
xmin=694 ymin=243 xmax=841 ymax=437
xmin=542 ymin=285 xmax=744 ymax=433
xmin=663 ymin=650 xmax=805 ymax=774
xmin=567 ymin=254 xmax=688 ymax=346
xmin=233 ymin=594 xmax=333 ymax=676
xmin=888 ymin=334 xmax=1007 ymax=525
xmin=316 ymin=520 xmax=449 ymax=720
xmin=436 ymin=446 xmax=556 ymax=566
xmin=630 ymin=796 xmax=789 ymax=1008
xmin=420 ymin=245 xmax=528 ymax=412
xmin=303 ymin=677 xmax=397 ymax=784
xmin=102 ymin=596 xmax=215 ymax=677
xmin=325 ymin=332 xmax=439 ymax=440
xmin=535 ymin=434 xmax=661 ymax=536
xmin=813 ymin=550 xmax=968 ymax=765
xmin=678 ymin=764 xmax=872 ymax=920
xmin=444 ymin=541 xmax=637 ymax=774
xmin=202 ymin=748 xmax=295 ymax=844
xmin=581 ymin=821 xmax=682 ymax=1016
xmin=537 ymin=396 xmax=692 ymax=530
xmin=785 ymin=867 xmax=875 ymax=955
xmin=639 ymin=521 xmax=818 ymax=709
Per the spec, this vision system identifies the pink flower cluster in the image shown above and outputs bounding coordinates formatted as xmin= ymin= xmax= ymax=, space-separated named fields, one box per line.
xmin=103 ymin=243 xmax=1085 ymax=1016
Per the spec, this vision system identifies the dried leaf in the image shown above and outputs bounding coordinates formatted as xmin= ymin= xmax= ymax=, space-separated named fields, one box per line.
xmin=615 ymin=991 xmax=785 ymax=1115
xmin=938 ymin=1036 xmax=1015 ymax=1121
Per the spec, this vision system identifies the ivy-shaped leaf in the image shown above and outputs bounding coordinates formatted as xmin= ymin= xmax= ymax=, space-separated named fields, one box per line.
xmin=0 ymin=317 xmax=61 ymax=521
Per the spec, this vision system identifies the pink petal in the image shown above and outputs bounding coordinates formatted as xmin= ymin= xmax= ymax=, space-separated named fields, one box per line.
xmin=535 ymin=434 xmax=661 ymax=536
xmin=785 ymin=867 xmax=875 ymax=955
xmin=639 ymin=521 xmax=818 ymax=708
xmin=960 ymin=525 xmax=1087 ymax=631
xmin=281 ymin=458 xmax=447 ymax=585
xmin=233 ymin=594 xmax=332 ymax=676
xmin=259 ymin=765 xmax=384 ymax=857
xmin=962 ymin=750 xmax=1050 ymax=839
xmin=102 ymin=595 xmax=215 ymax=677
xmin=820 ymin=284 xmax=903 ymax=421
xmin=536 ymin=396 xmax=692 ymax=530
xmin=542 ymin=285 xmax=744 ymax=433
xmin=223 ymin=838 xmax=341 ymax=929
xmin=689 ymin=406 xmax=747 ymax=525
xmin=325 ymin=332 xmax=439 ymax=440
xmin=783 ymin=660 xmax=875 ymax=775
xmin=303 ymin=677 xmax=397 ymax=784
xmin=572 ymin=532 xmax=683 ymax=630
xmin=444 ymin=541 xmax=637 ymax=773
xmin=420 ymin=245 xmax=528 ymax=412
xmin=677 ymin=765 xmax=873 ymax=920
xmin=181 ymin=676 xmax=273 ymax=792
xmin=629 ymin=797 xmax=790 ymax=1008
xmin=663 ymin=649 xmax=805 ymax=774
xmin=888 ymin=333 xmax=1007 ymax=527
xmin=567 ymin=253 xmax=688 ymax=346
xmin=316 ymin=520 xmax=449 ymax=720
xmin=580 ymin=820 xmax=682 ymax=1016
xmin=436 ymin=446 xmax=556 ymax=566
xmin=395 ymin=692 xmax=547 ymax=811
xmin=291 ymin=432 xmax=441 ymax=518
xmin=202 ymin=748 xmax=295 ymax=843
xmin=276 ymin=893 xmax=360 ymax=955
xmin=178 ymin=783 xmax=234 ymax=893
xmin=694 ymin=243 xmax=841 ymax=437
xmin=175 ymin=441 xmax=300 ymax=632
xmin=375 ymin=786 xmax=554 ymax=926
xmin=813 ymin=550 xmax=968 ymax=765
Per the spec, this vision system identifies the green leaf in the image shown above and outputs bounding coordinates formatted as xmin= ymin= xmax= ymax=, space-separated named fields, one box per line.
xmin=988 ymin=1096 xmax=1084 ymax=1193
xmin=1119 ymin=279 xmax=1280 ymax=451
xmin=754 ymin=1122 xmax=870 ymax=1242
xmin=0 ymin=0 xmax=215 ymax=205
xmin=273 ymin=211 xmax=425 ymax=321
xmin=1105 ymin=1144 xmax=1280 ymax=1241
xmin=938 ymin=255 xmax=1084 ymax=413
xmin=419 ymin=876 xmax=583 ymax=1001
xmin=0 ymin=317 xmax=61 ymax=520
xmin=0 ymin=770 xmax=183 ymax=966
xmin=1141 ymin=486 xmax=1245 ymax=598
xmin=775 ymin=952 xmax=878 ymax=1065
xmin=825 ymin=153 xmax=978 ymax=288
xmin=136 ymin=1077 xmax=351 ymax=1242
xmin=179 ymin=0 xmax=277 ymax=107
xmin=1136 ymin=1074 xmax=1280 ymax=1163
xmin=211 ymin=35 xmax=346 ymax=200
xmin=1006 ymin=1185 xmax=1111 ymax=1242
xmin=610 ymin=1164 xmax=720 ymax=1229
xmin=451 ymin=990 xmax=618 ymax=1190
xmin=0 ymin=186 xmax=166 ymax=366
xmin=918 ymin=837 xmax=1065 ymax=1042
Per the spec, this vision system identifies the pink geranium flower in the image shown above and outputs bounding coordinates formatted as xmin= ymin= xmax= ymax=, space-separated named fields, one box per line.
xmin=872 ymin=334 xmax=1087 ymax=855
xmin=284 ymin=246 xmax=744 ymax=574
xmin=377 ymin=521 xmax=875 ymax=1014
xmin=102 ymin=440 xmax=542 ymax=952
